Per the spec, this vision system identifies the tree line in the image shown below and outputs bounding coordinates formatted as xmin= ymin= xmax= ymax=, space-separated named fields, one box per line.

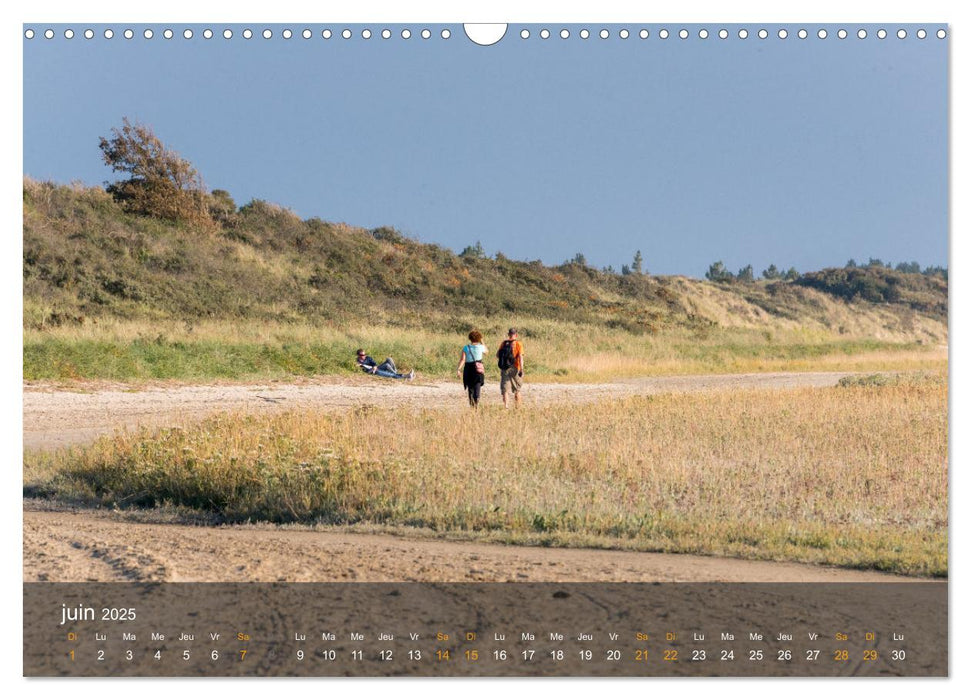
xmin=703 ymin=258 xmax=946 ymax=284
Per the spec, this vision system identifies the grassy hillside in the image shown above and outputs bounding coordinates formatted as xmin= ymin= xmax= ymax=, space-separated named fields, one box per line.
xmin=23 ymin=178 xmax=948 ymax=382
xmin=24 ymin=179 xmax=691 ymax=332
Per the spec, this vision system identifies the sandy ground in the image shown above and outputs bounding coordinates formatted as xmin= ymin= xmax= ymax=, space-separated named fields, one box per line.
xmin=23 ymin=508 xmax=913 ymax=584
xmin=25 ymin=370 xmax=927 ymax=584
xmin=24 ymin=371 xmax=858 ymax=451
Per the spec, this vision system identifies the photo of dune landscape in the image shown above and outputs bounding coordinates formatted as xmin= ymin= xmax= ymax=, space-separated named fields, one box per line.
xmin=20 ymin=23 xmax=949 ymax=679
xmin=23 ymin=23 xmax=948 ymax=587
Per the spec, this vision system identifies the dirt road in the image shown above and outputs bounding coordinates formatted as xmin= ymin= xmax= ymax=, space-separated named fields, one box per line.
xmin=23 ymin=508 xmax=914 ymax=583
xmin=24 ymin=371 xmax=858 ymax=451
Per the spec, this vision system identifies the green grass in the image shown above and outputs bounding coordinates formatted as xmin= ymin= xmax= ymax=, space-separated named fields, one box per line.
xmin=22 ymin=319 xmax=946 ymax=382
xmin=24 ymin=337 xmax=357 ymax=381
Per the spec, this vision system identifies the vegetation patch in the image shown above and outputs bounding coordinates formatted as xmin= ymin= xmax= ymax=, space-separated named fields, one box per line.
xmin=837 ymin=371 xmax=946 ymax=389
xmin=26 ymin=380 xmax=948 ymax=576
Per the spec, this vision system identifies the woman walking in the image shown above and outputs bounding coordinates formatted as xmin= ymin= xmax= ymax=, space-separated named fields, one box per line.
xmin=457 ymin=330 xmax=488 ymax=408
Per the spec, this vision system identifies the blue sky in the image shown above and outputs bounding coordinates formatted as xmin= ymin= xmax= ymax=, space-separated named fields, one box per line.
xmin=23 ymin=23 xmax=948 ymax=276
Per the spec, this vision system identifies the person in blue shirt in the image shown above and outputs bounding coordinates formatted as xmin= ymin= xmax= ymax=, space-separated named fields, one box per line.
xmin=356 ymin=349 xmax=414 ymax=380
xmin=456 ymin=329 xmax=488 ymax=408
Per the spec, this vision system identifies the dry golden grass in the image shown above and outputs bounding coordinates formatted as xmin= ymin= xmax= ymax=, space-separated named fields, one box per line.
xmin=25 ymin=372 xmax=948 ymax=576
xmin=557 ymin=347 xmax=946 ymax=378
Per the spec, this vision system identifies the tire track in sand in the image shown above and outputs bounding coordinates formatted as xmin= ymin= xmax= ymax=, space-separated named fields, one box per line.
xmin=24 ymin=509 xmax=918 ymax=584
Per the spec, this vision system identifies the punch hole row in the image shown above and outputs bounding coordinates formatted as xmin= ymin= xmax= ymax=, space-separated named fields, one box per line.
xmin=23 ymin=26 xmax=947 ymax=41
xmin=23 ymin=27 xmax=453 ymax=41
xmin=517 ymin=27 xmax=944 ymax=41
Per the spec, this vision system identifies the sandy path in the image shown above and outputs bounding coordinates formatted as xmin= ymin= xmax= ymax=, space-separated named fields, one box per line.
xmin=23 ymin=509 xmax=915 ymax=584
xmin=23 ymin=371 xmax=856 ymax=451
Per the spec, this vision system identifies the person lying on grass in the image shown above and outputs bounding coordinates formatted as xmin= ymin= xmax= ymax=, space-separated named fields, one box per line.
xmin=356 ymin=349 xmax=415 ymax=380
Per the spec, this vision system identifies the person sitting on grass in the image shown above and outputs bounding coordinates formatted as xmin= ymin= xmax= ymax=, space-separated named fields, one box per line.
xmin=356 ymin=349 xmax=415 ymax=380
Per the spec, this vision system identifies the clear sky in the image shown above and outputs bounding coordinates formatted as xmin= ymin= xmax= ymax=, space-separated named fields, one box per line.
xmin=23 ymin=23 xmax=948 ymax=277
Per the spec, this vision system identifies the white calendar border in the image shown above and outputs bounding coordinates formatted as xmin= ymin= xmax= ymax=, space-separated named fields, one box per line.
xmin=3 ymin=0 xmax=964 ymax=697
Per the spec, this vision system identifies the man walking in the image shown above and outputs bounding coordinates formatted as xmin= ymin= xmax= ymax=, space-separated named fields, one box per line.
xmin=497 ymin=328 xmax=525 ymax=408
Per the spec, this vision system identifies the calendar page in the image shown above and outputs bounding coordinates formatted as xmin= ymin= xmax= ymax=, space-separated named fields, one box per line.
xmin=21 ymin=17 xmax=948 ymax=678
